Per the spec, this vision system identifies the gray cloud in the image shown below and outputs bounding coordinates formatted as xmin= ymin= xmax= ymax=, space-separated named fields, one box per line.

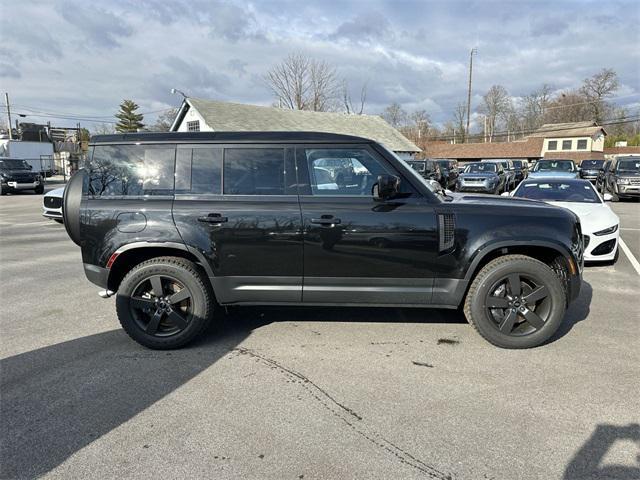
xmin=60 ymin=2 xmax=133 ymax=48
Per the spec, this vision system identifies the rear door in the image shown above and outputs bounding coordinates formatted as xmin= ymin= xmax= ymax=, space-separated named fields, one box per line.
xmin=296 ymin=144 xmax=440 ymax=305
xmin=172 ymin=144 xmax=303 ymax=304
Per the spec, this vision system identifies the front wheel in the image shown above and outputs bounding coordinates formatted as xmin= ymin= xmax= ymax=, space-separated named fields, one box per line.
xmin=35 ymin=184 xmax=44 ymax=194
xmin=464 ymin=254 xmax=567 ymax=349
xmin=116 ymin=256 xmax=214 ymax=349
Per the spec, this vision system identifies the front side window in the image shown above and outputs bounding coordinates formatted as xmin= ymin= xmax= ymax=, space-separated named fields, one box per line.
xmin=577 ymin=139 xmax=588 ymax=150
xmin=562 ymin=140 xmax=572 ymax=150
xmin=548 ymin=140 xmax=558 ymax=150
xmin=304 ymin=148 xmax=395 ymax=196
xmin=175 ymin=146 xmax=222 ymax=194
xmin=223 ymin=148 xmax=285 ymax=195
xmin=87 ymin=144 xmax=175 ymax=197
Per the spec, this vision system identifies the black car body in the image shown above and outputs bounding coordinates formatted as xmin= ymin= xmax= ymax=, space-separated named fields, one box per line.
xmin=435 ymin=159 xmax=459 ymax=189
xmin=63 ymin=132 xmax=583 ymax=350
xmin=0 ymin=158 xmax=44 ymax=195
xmin=406 ymin=159 xmax=442 ymax=183
xmin=456 ymin=162 xmax=506 ymax=194
xmin=511 ymin=160 xmax=529 ymax=183
xmin=580 ymin=159 xmax=605 ymax=183
xmin=601 ymin=155 xmax=640 ymax=200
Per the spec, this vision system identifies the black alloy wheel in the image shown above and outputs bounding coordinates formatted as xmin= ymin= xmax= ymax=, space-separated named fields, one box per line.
xmin=129 ymin=274 xmax=193 ymax=337
xmin=464 ymin=254 xmax=566 ymax=348
xmin=484 ymin=273 xmax=551 ymax=336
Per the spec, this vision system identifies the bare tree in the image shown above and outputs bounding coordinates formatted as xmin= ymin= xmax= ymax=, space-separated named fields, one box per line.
xmin=522 ymin=84 xmax=553 ymax=131
xmin=265 ymin=53 xmax=341 ymax=111
xmin=452 ymin=103 xmax=467 ymax=142
xmin=342 ymin=80 xmax=367 ymax=115
xmin=381 ymin=102 xmax=407 ymax=128
xmin=581 ymin=68 xmax=619 ymax=123
xmin=544 ymin=90 xmax=593 ymax=124
xmin=480 ymin=85 xmax=510 ymax=142
xmin=91 ymin=123 xmax=116 ymax=135
xmin=149 ymin=108 xmax=179 ymax=132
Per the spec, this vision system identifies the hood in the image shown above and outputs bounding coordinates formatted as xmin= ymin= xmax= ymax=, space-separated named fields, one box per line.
xmin=547 ymin=201 xmax=619 ymax=234
xmin=529 ymin=171 xmax=579 ymax=179
xmin=448 ymin=192 xmax=563 ymax=210
xmin=47 ymin=186 xmax=66 ymax=198
xmin=459 ymin=172 xmax=496 ymax=179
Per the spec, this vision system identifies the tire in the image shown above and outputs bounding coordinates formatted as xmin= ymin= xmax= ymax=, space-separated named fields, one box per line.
xmin=464 ymin=254 xmax=567 ymax=349
xmin=35 ymin=184 xmax=44 ymax=194
xmin=0 ymin=185 xmax=5 ymax=195
xmin=116 ymin=256 xmax=214 ymax=349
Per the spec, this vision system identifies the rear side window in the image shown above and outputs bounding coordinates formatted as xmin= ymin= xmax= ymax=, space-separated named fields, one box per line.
xmin=223 ymin=148 xmax=285 ymax=195
xmin=175 ymin=146 xmax=222 ymax=194
xmin=87 ymin=144 xmax=175 ymax=197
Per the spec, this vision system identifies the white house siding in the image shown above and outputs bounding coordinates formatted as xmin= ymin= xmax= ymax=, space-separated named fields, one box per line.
xmin=541 ymin=135 xmax=604 ymax=155
xmin=175 ymin=108 xmax=212 ymax=132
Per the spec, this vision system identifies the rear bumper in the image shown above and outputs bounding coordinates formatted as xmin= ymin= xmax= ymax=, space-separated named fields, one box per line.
xmin=84 ymin=263 xmax=109 ymax=289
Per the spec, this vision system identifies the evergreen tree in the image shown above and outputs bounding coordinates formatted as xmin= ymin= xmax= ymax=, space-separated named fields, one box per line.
xmin=115 ymin=99 xmax=145 ymax=132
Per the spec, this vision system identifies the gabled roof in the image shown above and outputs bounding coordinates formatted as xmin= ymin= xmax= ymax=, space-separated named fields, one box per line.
xmin=422 ymin=137 xmax=544 ymax=159
xmin=172 ymin=97 xmax=420 ymax=153
xmin=528 ymin=121 xmax=607 ymax=138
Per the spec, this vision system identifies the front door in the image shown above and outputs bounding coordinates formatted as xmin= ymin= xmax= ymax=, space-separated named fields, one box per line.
xmin=296 ymin=145 xmax=439 ymax=305
xmin=172 ymin=144 xmax=303 ymax=304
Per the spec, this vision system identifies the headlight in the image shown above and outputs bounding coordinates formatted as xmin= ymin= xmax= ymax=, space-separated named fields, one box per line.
xmin=617 ymin=178 xmax=630 ymax=185
xmin=594 ymin=225 xmax=618 ymax=236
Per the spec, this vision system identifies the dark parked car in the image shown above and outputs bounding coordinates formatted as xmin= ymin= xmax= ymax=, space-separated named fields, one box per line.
xmin=63 ymin=131 xmax=583 ymax=350
xmin=406 ymin=159 xmax=442 ymax=183
xmin=435 ymin=159 xmax=459 ymax=190
xmin=481 ymin=159 xmax=517 ymax=190
xmin=579 ymin=159 xmax=605 ymax=183
xmin=595 ymin=160 xmax=611 ymax=192
xmin=456 ymin=162 xmax=506 ymax=194
xmin=511 ymin=160 xmax=529 ymax=184
xmin=0 ymin=158 xmax=44 ymax=195
xmin=600 ymin=155 xmax=640 ymax=201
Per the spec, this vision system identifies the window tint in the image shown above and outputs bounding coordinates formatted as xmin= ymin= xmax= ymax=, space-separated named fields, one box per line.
xmin=577 ymin=139 xmax=587 ymax=150
xmin=305 ymin=148 xmax=394 ymax=196
xmin=562 ymin=140 xmax=572 ymax=150
xmin=223 ymin=148 xmax=285 ymax=195
xmin=548 ymin=140 xmax=557 ymax=150
xmin=88 ymin=144 xmax=175 ymax=197
xmin=175 ymin=146 xmax=222 ymax=194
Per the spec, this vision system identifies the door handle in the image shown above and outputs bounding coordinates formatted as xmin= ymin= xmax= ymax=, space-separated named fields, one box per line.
xmin=198 ymin=213 xmax=228 ymax=224
xmin=311 ymin=216 xmax=341 ymax=225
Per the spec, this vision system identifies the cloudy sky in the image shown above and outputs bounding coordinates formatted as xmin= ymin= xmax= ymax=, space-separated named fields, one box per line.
xmin=1 ymin=0 xmax=639 ymax=130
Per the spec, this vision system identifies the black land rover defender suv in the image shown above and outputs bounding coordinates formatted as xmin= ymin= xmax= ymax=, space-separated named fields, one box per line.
xmin=63 ymin=132 xmax=583 ymax=350
xmin=0 ymin=158 xmax=44 ymax=195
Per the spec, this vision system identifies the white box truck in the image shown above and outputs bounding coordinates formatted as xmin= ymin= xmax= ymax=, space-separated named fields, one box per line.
xmin=0 ymin=140 xmax=55 ymax=175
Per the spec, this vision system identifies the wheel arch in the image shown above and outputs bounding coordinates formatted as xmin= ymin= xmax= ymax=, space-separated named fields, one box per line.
xmin=107 ymin=242 xmax=213 ymax=292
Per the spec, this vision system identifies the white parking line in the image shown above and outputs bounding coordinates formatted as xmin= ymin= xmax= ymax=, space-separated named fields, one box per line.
xmin=619 ymin=238 xmax=640 ymax=276
xmin=0 ymin=220 xmax=53 ymax=227
xmin=620 ymin=228 xmax=640 ymax=231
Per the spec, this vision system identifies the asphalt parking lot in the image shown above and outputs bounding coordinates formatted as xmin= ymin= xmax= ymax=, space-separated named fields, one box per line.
xmin=1 ymin=185 xmax=639 ymax=480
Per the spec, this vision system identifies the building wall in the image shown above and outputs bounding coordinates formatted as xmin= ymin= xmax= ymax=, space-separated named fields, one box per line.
xmin=541 ymin=136 xmax=593 ymax=155
xmin=175 ymin=108 xmax=212 ymax=132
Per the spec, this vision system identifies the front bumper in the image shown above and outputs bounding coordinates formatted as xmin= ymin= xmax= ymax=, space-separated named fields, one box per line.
xmin=615 ymin=183 xmax=640 ymax=197
xmin=6 ymin=180 xmax=40 ymax=190
xmin=43 ymin=208 xmax=63 ymax=220
xmin=583 ymin=232 xmax=619 ymax=262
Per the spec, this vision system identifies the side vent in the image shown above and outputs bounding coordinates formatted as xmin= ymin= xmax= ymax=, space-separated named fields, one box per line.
xmin=438 ymin=213 xmax=456 ymax=252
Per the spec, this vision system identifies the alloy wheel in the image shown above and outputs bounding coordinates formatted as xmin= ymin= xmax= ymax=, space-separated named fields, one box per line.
xmin=129 ymin=274 xmax=193 ymax=336
xmin=484 ymin=273 xmax=552 ymax=336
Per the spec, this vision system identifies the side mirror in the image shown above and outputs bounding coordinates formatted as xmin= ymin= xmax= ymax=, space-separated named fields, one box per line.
xmin=373 ymin=174 xmax=400 ymax=201
xmin=603 ymin=192 xmax=613 ymax=201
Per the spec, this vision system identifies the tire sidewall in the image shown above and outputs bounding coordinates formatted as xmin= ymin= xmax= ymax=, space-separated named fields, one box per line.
xmin=116 ymin=261 xmax=211 ymax=348
xmin=469 ymin=259 xmax=566 ymax=348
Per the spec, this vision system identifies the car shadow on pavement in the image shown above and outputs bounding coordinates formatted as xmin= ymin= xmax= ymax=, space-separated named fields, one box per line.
xmin=0 ymin=323 xmax=251 ymax=479
xmin=564 ymin=423 xmax=640 ymax=479
xmin=546 ymin=279 xmax=592 ymax=344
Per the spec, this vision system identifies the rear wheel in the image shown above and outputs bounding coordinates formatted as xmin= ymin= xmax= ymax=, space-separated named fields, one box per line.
xmin=116 ymin=256 xmax=214 ymax=349
xmin=464 ymin=254 xmax=566 ymax=349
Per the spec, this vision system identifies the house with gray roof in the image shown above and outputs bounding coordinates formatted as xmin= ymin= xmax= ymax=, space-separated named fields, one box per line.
xmin=170 ymin=97 xmax=420 ymax=159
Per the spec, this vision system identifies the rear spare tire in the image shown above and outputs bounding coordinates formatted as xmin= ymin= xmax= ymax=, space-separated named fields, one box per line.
xmin=62 ymin=169 xmax=86 ymax=246
xmin=464 ymin=254 xmax=567 ymax=349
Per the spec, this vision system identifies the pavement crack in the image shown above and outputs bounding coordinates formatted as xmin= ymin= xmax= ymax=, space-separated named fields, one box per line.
xmin=233 ymin=347 xmax=454 ymax=479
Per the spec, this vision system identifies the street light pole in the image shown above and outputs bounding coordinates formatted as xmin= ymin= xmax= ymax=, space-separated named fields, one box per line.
xmin=465 ymin=48 xmax=477 ymax=143
xmin=4 ymin=92 xmax=13 ymax=140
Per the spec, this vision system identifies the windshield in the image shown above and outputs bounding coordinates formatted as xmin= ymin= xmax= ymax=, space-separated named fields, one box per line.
xmin=465 ymin=163 xmax=496 ymax=173
xmin=581 ymin=160 xmax=604 ymax=169
xmin=407 ymin=161 xmax=425 ymax=172
xmin=437 ymin=160 xmax=450 ymax=170
xmin=513 ymin=181 xmax=600 ymax=203
xmin=616 ymin=159 xmax=640 ymax=173
xmin=512 ymin=160 xmax=523 ymax=168
xmin=533 ymin=160 xmax=575 ymax=172
xmin=0 ymin=159 xmax=30 ymax=170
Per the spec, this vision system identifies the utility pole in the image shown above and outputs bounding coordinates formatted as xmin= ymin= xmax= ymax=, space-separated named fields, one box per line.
xmin=465 ymin=48 xmax=477 ymax=143
xmin=4 ymin=92 xmax=13 ymax=140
